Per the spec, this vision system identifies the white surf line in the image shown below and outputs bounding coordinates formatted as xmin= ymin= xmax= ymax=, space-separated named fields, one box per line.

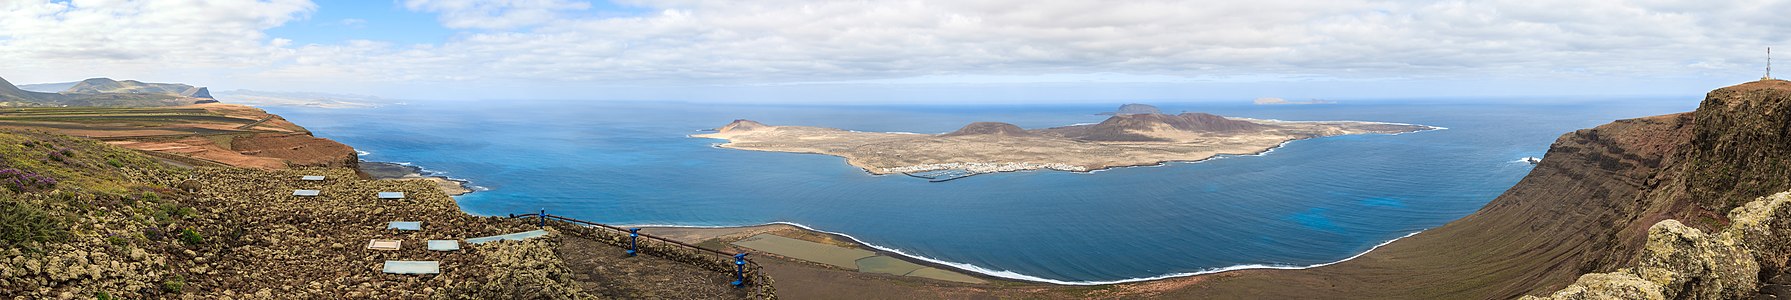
xmin=620 ymin=221 xmax=1427 ymax=286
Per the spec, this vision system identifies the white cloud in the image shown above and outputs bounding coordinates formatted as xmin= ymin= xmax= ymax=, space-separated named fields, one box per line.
xmin=0 ymin=0 xmax=314 ymax=83
xmin=2 ymin=0 xmax=1789 ymax=101
xmin=402 ymin=0 xmax=592 ymax=30
xmin=339 ymin=18 xmax=366 ymax=28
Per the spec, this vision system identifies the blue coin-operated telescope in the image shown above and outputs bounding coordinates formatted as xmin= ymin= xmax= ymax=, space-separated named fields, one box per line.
xmin=732 ymin=253 xmax=749 ymax=287
xmin=626 ymin=228 xmax=640 ymax=256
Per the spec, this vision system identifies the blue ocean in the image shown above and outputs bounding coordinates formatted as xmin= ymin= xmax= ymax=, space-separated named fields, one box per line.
xmin=264 ymin=98 xmax=1694 ymax=284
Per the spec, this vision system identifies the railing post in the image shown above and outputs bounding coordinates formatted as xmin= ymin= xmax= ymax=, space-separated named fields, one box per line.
xmin=732 ymin=253 xmax=748 ymax=287
xmin=627 ymin=228 xmax=640 ymax=256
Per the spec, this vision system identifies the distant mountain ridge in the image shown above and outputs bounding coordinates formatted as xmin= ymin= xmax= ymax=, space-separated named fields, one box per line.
xmin=65 ymin=78 xmax=213 ymax=98
xmin=13 ymin=81 xmax=77 ymax=93
xmin=0 ymin=76 xmax=215 ymax=107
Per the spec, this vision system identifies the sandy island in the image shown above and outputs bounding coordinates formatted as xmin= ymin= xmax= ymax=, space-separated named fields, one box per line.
xmin=695 ymin=107 xmax=1436 ymax=176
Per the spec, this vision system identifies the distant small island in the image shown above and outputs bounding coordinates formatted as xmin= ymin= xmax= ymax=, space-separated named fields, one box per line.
xmin=695 ymin=105 xmax=1437 ymax=177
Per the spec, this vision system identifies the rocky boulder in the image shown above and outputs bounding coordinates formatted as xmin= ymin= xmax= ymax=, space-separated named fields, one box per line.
xmin=1633 ymin=220 xmax=1758 ymax=299
xmin=1528 ymin=190 xmax=1791 ymax=299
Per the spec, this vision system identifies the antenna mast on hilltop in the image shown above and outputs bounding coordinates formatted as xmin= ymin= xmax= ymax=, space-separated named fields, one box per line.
xmin=1768 ymin=47 xmax=1774 ymax=80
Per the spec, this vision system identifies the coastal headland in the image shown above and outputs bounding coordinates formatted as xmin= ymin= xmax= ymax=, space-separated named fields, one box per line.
xmin=695 ymin=106 xmax=1436 ymax=176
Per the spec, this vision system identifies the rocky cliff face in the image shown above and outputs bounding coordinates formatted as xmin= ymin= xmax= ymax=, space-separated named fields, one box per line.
xmin=1674 ymin=80 xmax=1791 ymax=222
xmin=181 ymin=87 xmax=212 ymax=99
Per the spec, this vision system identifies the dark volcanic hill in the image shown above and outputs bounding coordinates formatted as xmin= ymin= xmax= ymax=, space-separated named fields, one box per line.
xmin=941 ymin=122 xmax=1033 ymax=137
xmin=1107 ymin=103 xmax=1161 ymax=115
xmin=715 ymin=119 xmax=770 ymax=133
xmin=1046 ymin=112 xmax=1269 ymax=141
xmin=1137 ymin=79 xmax=1791 ymax=299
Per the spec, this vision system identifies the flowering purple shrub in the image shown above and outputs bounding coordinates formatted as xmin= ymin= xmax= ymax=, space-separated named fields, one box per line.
xmin=0 ymin=168 xmax=57 ymax=192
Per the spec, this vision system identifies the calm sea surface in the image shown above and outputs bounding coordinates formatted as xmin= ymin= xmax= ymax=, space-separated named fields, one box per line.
xmin=265 ymin=98 xmax=1694 ymax=283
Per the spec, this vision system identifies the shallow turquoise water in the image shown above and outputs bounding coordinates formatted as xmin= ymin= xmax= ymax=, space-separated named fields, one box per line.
xmin=266 ymin=98 xmax=1693 ymax=283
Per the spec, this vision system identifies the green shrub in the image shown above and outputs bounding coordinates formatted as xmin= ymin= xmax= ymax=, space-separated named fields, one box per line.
xmin=161 ymin=274 xmax=185 ymax=293
xmin=0 ymin=199 xmax=68 ymax=248
xmin=159 ymin=203 xmax=192 ymax=218
xmin=95 ymin=291 xmax=111 ymax=300
xmin=107 ymin=234 xmax=128 ymax=248
xmin=151 ymin=203 xmax=192 ymax=225
xmin=177 ymin=228 xmax=204 ymax=245
xmin=150 ymin=208 xmax=171 ymax=225
xmin=106 ymin=159 xmax=123 ymax=168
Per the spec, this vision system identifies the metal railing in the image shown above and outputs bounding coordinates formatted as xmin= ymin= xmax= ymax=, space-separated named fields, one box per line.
xmin=502 ymin=212 xmax=768 ymax=289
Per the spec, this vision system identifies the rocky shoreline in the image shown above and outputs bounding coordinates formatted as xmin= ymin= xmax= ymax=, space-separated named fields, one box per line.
xmin=359 ymin=161 xmax=476 ymax=196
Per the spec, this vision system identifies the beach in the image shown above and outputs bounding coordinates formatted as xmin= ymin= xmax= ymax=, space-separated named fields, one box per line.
xmin=637 ymin=224 xmax=1098 ymax=299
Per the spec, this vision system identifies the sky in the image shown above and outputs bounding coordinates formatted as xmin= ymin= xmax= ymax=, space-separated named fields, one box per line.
xmin=1 ymin=0 xmax=1788 ymax=104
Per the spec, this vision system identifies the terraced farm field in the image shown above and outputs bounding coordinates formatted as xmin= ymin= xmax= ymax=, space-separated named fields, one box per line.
xmin=0 ymin=104 xmax=356 ymax=169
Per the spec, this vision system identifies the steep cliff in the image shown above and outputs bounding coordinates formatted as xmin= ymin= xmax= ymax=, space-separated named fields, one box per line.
xmin=1672 ymin=80 xmax=1791 ymax=223
xmin=1135 ymin=79 xmax=1791 ymax=299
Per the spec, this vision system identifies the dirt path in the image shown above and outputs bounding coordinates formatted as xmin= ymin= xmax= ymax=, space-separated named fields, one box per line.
xmin=555 ymin=235 xmax=748 ymax=299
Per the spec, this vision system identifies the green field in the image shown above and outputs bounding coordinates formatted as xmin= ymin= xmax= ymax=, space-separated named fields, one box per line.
xmin=0 ymin=107 xmax=273 ymax=139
